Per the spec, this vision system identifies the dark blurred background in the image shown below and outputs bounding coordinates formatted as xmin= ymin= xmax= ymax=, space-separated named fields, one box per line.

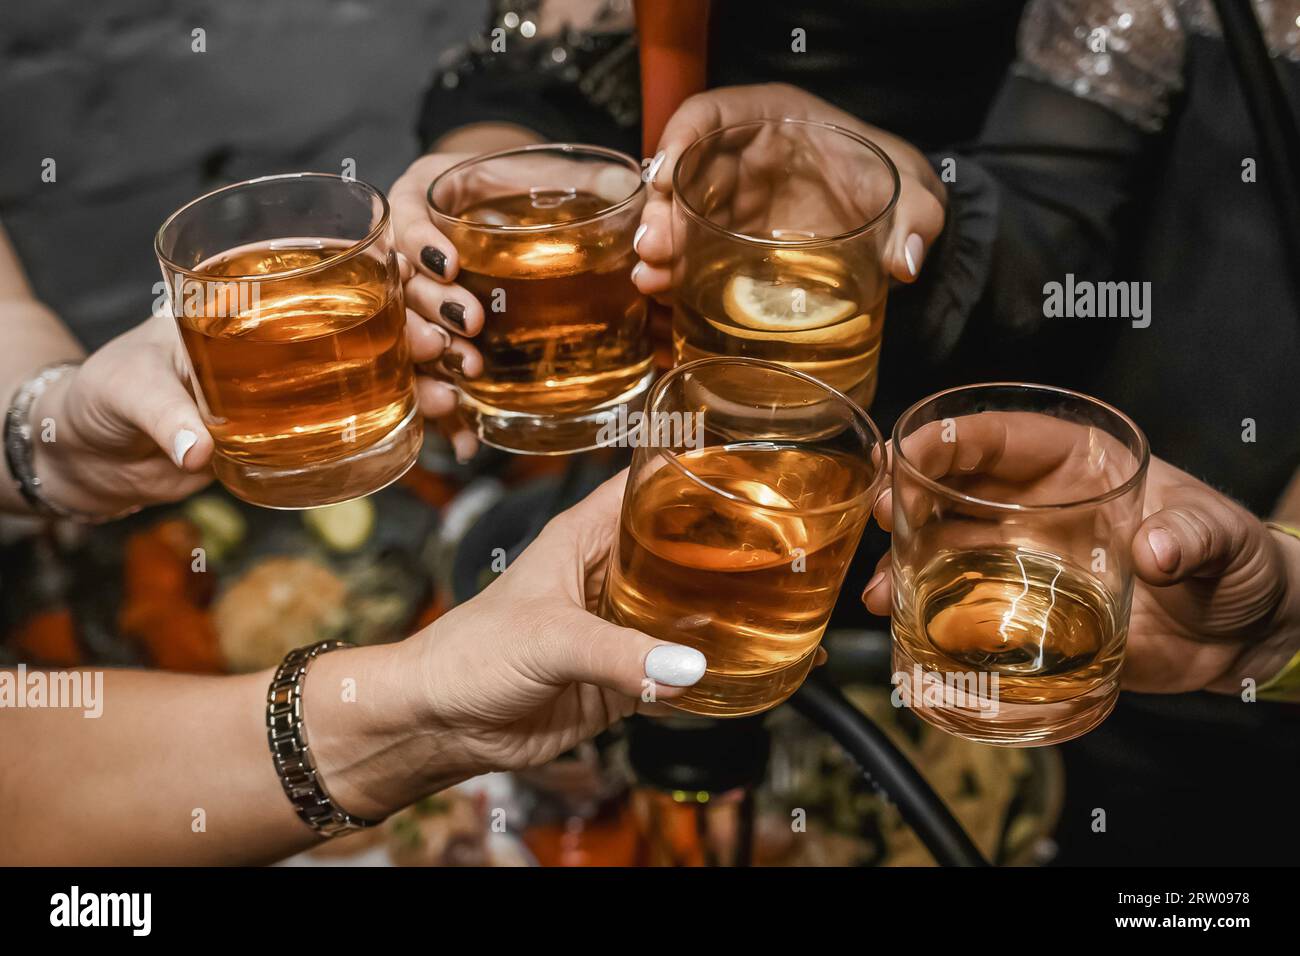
xmin=0 ymin=0 xmax=479 ymax=350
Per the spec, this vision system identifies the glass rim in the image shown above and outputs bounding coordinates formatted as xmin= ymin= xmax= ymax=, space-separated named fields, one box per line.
xmin=647 ymin=356 xmax=887 ymax=517
xmin=891 ymin=381 xmax=1152 ymax=513
xmin=155 ymin=172 xmax=391 ymax=282
xmin=425 ymin=142 xmax=646 ymax=234
xmin=672 ymin=118 xmax=902 ymax=248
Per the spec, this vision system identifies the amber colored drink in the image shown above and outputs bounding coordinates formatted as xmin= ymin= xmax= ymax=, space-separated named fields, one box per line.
xmin=601 ymin=442 xmax=873 ymax=717
xmin=674 ymin=246 xmax=885 ymax=408
xmin=177 ymin=240 xmax=417 ymax=507
xmin=892 ymin=547 xmax=1126 ymax=746
xmin=453 ymin=191 xmax=651 ymax=420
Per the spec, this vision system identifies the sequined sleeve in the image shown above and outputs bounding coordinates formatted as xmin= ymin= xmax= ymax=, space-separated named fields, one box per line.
xmin=1013 ymin=0 xmax=1187 ymax=132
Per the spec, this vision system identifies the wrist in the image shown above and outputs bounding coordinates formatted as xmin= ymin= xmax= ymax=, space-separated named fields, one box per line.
xmin=1219 ymin=527 xmax=1300 ymax=693
xmin=300 ymin=640 xmax=466 ymax=821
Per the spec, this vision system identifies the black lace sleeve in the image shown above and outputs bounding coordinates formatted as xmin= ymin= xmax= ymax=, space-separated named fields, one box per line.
xmin=416 ymin=0 xmax=641 ymax=156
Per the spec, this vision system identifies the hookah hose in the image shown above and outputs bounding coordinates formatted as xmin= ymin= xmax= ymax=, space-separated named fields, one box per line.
xmin=792 ymin=674 xmax=989 ymax=867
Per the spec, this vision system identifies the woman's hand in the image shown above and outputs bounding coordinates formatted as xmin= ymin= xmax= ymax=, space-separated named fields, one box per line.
xmin=31 ymin=310 xmax=214 ymax=518
xmin=310 ymin=472 xmax=706 ymax=819
xmin=862 ymin=452 xmax=1300 ymax=696
xmin=389 ymin=152 xmax=491 ymax=463
xmin=633 ymin=83 xmax=948 ymax=298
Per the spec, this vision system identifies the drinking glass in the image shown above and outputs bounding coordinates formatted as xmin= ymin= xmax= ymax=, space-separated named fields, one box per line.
xmin=428 ymin=144 xmax=651 ymax=454
xmin=890 ymin=383 xmax=1150 ymax=746
xmin=671 ymin=119 xmax=899 ymax=408
xmin=600 ymin=356 xmax=886 ymax=717
xmin=155 ymin=173 xmax=420 ymax=509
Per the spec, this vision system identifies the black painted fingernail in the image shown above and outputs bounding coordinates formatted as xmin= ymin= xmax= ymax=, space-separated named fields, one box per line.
xmin=420 ymin=246 xmax=447 ymax=276
xmin=439 ymin=299 xmax=467 ymax=332
xmin=442 ymin=350 xmax=465 ymax=375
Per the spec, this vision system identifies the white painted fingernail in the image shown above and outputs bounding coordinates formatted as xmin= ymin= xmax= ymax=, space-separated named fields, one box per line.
xmin=645 ymin=644 xmax=707 ymax=687
xmin=644 ymin=149 xmax=666 ymax=184
xmin=631 ymin=261 xmax=646 ymax=285
xmin=904 ymin=233 xmax=924 ymax=277
xmin=172 ymin=429 xmax=198 ymax=468
xmin=633 ymin=222 xmax=649 ymax=254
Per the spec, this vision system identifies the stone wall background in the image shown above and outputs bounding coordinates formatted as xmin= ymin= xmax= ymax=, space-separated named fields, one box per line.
xmin=0 ymin=0 xmax=481 ymax=349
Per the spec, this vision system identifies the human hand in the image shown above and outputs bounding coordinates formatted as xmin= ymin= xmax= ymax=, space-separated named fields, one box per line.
xmin=315 ymin=472 xmax=707 ymax=818
xmin=633 ymin=83 xmax=948 ymax=299
xmin=31 ymin=310 xmax=214 ymax=518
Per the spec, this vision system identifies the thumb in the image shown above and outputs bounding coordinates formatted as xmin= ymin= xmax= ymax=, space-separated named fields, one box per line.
xmin=533 ymin=611 xmax=707 ymax=700
xmin=1132 ymin=499 xmax=1251 ymax=586
xmin=113 ymin=363 xmax=213 ymax=472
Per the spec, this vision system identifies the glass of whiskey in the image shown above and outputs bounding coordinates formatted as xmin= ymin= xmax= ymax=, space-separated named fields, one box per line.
xmin=155 ymin=173 xmax=421 ymax=509
xmin=671 ymin=119 xmax=899 ymax=408
xmin=889 ymin=383 xmax=1150 ymax=746
xmin=599 ymin=356 xmax=886 ymax=717
xmin=427 ymin=144 xmax=652 ymax=454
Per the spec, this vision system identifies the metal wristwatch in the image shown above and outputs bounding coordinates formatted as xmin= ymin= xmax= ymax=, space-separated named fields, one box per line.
xmin=3 ymin=360 xmax=92 ymax=520
xmin=266 ymin=639 xmax=385 ymax=837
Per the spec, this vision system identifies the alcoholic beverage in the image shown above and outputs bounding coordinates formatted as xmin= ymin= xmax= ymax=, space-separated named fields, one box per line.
xmin=178 ymin=241 xmax=416 ymax=506
xmin=893 ymin=547 xmax=1124 ymax=711
xmin=453 ymin=191 xmax=651 ymax=418
xmin=602 ymin=441 xmax=874 ymax=717
xmin=672 ymin=119 xmax=898 ymax=408
xmin=157 ymin=173 xmax=421 ymax=509
xmin=428 ymin=146 xmax=651 ymax=453
xmin=674 ymin=246 xmax=884 ymax=407
xmin=888 ymin=383 xmax=1147 ymax=746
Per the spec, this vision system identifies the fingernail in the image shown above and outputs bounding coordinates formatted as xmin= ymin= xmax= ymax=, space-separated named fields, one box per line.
xmin=644 ymin=149 xmax=666 ymax=185
xmin=442 ymin=350 xmax=465 ymax=375
xmin=633 ymin=223 xmax=649 ymax=254
xmin=645 ymin=644 xmax=707 ymax=687
xmin=1147 ymin=528 xmax=1181 ymax=573
xmin=439 ymin=300 xmax=467 ymax=332
xmin=420 ymin=246 xmax=448 ymax=277
xmin=861 ymin=570 xmax=886 ymax=602
xmin=904 ymin=233 xmax=924 ymax=277
xmin=172 ymin=429 xmax=198 ymax=468
xmin=631 ymin=261 xmax=645 ymax=285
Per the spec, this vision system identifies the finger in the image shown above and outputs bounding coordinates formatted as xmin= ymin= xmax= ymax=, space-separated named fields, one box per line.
xmin=416 ymin=376 xmax=459 ymax=419
xmin=1132 ymin=498 xmax=1252 ymax=586
xmin=649 ymin=86 xmax=772 ymax=196
xmin=446 ymin=426 xmax=479 ymax=464
xmin=886 ymin=185 xmax=945 ymax=284
xmin=390 ymin=170 xmax=460 ymax=283
xmin=405 ymin=275 xmax=484 ymax=337
xmin=534 ymin=612 xmax=707 ymax=700
xmin=634 ymin=195 xmax=674 ymax=267
xmin=861 ymin=553 xmax=892 ymax=617
xmin=114 ymin=360 xmax=214 ymax=473
xmin=814 ymin=646 xmax=828 ymax=667
xmin=632 ymin=261 xmax=673 ymax=296
xmin=405 ymin=308 xmax=452 ymax=363
xmin=438 ymin=336 xmax=484 ymax=379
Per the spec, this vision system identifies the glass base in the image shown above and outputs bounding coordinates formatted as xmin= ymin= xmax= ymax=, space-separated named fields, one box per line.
xmin=456 ymin=368 xmax=656 ymax=455
xmin=212 ymin=404 xmax=424 ymax=510
xmin=666 ymin=644 xmax=819 ymax=718
xmin=890 ymin=636 xmax=1119 ymax=747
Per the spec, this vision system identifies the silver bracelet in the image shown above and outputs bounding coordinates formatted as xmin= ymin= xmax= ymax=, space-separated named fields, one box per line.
xmin=3 ymin=361 xmax=93 ymax=520
xmin=267 ymin=640 xmax=386 ymax=838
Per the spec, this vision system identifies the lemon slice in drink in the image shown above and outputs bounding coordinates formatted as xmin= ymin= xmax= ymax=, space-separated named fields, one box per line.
xmin=723 ymin=274 xmax=856 ymax=333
